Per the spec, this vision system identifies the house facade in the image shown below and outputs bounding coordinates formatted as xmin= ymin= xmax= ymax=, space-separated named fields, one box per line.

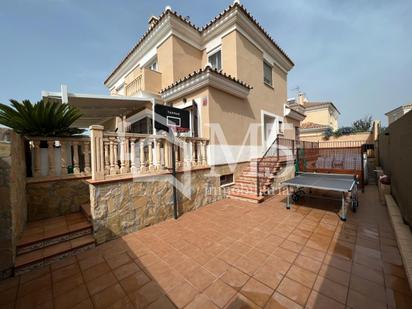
xmin=103 ymin=1 xmax=300 ymax=165
xmin=287 ymin=92 xmax=340 ymax=142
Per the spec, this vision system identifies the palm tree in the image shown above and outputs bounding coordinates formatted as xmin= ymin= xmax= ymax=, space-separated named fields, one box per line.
xmin=0 ymin=99 xmax=84 ymax=136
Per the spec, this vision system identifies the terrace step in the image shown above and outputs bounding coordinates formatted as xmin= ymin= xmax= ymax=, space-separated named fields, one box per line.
xmin=14 ymin=212 xmax=95 ymax=275
xmin=227 ymin=192 xmax=264 ymax=203
xmin=15 ymin=235 xmax=95 ymax=275
xmin=80 ymin=203 xmax=92 ymax=221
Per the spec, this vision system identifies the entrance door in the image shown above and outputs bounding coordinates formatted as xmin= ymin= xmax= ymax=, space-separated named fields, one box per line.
xmin=263 ymin=114 xmax=277 ymax=149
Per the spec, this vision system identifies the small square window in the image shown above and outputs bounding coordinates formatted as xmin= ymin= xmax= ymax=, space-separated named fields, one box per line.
xmin=220 ymin=174 xmax=233 ymax=186
xmin=263 ymin=61 xmax=272 ymax=86
xmin=208 ymin=50 xmax=222 ymax=70
xmin=279 ymin=121 xmax=283 ymax=133
xmin=147 ymin=58 xmax=158 ymax=71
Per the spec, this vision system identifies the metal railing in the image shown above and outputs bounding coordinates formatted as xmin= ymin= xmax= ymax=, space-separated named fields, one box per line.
xmin=256 ymin=136 xmax=296 ymax=196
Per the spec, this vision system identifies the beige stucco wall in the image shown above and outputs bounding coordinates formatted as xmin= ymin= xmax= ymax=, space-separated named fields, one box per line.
xmin=283 ymin=117 xmax=301 ymax=140
xmin=157 ymin=35 xmax=202 ymax=89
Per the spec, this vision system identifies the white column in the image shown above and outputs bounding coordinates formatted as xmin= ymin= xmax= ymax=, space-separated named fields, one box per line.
xmin=104 ymin=141 xmax=110 ymax=175
xmin=139 ymin=139 xmax=145 ymax=172
xmin=130 ymin=139 xmax=137 ymax=175
xmin=191 ymin=140 xmax=196 ymax=166
xmin=120 ymin=136 xmax=126 ymax=174
xmin=148 ymin=139 xmax=153 ymax=171
xmin=72 ymin=141 xmax=80 ymax=174
xmin=109 ymin=138 xmax=116 ymax=175
xmin=155 ymin=139 xmax=161 ymax=170
xmin=89 ymin=125 xmax=104 ymax=180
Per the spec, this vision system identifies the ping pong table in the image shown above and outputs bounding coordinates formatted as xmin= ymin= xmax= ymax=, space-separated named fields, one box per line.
xmin=282 ymin=172 xmax=359 ymax=221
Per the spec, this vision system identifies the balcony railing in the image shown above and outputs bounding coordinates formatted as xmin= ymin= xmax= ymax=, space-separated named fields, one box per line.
xmin=125 ymin=68 xmax=162 ymax=96
xmin=26 ymin=136 xmax=91 ymax=180
xmin=89 ymin=126 xmax=209 ymax=181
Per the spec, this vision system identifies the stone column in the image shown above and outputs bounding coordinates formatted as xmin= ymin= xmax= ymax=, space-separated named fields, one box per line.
xmin=109 ymin=138 xmax=116 ymax=175
xmin=120 ymin=136 xmax=126 ymax=174
xmin=72 ymin=141 xmax=80 ymax=174
xmin=60 ymin=140 xmax=68 ymax=175
xmin=191 ymin=140 xmax=196 ymax=167
xmin=148 ymin=139 xmax=153 ymax=171
xmin=104 ymin=141 xmax=110 ymax=175
xmin=33 ymin=140 xmax=41 ymax=177
xmin=83 ymin=141 xmax=91 ymax=174
xmin=47 ymin=140 xmax=56 ymax=176
xmin=155 ymin=139 xmax=161 ymax=170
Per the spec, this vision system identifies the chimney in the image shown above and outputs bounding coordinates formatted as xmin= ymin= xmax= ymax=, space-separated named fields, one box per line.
xmin=297 ymin=92 xmax=305 ymax=106
xmin=148 ymin=16 xmax=159 ymax=29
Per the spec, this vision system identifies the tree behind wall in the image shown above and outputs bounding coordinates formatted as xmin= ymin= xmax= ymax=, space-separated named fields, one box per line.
xmin=0 ymin=99 xmax=84 ymax=137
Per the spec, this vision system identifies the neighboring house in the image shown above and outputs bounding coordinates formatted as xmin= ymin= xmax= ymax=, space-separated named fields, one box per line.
xmin=385 ymin=103 xmax=412 ymax=125
xmin=287 ymin=92 xmax=340 ymax=141
xmin=43 ymin=0 xmax=301 ymax=166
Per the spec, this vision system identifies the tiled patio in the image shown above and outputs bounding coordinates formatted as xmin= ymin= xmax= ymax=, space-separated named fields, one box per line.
xmin=1 ymin=186 xmax=411 ymax=308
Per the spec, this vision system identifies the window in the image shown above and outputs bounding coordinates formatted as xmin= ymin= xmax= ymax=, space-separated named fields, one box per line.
xmin=146 ymin=58 xmax=158 ymax=71
xmin=220 ymin=174 xmax=233 ymax=186
xmin=279 ymin=120 xmax=283 ymax=133
xmin=263 ymin=61 xmax=272 ymax=86
xmin=208 ymin=50 xmax=221 ymax=70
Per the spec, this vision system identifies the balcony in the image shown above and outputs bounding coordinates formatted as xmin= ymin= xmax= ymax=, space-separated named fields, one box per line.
xmin=125 ymin=67 xmax=162 ymax=96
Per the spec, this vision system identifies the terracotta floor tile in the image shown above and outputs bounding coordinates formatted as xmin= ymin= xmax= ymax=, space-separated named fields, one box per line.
xmin=0 ymin=287 xmax=17 ymax=306
xmin=42 ymin=241 xmax=72 ymax=258
xmin=167 ymin=280 xmax=198 ymax=308
xmin=226 ymin=293 xmax=260 ymax=309
xmin=204 ymin=258 xmax=230 ymax=277
xmin=218 ymin=249 xmax=242 ymax=266
xmin=129 ymin=281 xmax=164 ymax=308
xmin=347 ymin=289 xmax=386 ymax=309
xmin=82 ymin=261 xmax=111 ymax=282
xmin=322 ymin=254 xmax=352 ymax=273
xmin=254 ymin=263 xmax=283 ymax=290
xmin=384 ymin=274 xmax=412 ymax=296
xmin=19 ymin=267 xmax=50 ymax=284
xmin=146 ymin=295 xmax=177 ymax=309
xmin=294 ymin=255 xmax=322 ymax=274
xmin=221 ymin=266 xmax=250 ymax=291
xmin=52 ymin=263 xmax=81 ymax=283
xmin=383 ymin=262 xmax=407 ymax=279
xmin=71 ymin=298 xmax=94 ymax=309
xmin=92 ymin=283 xmax=126 ymax=309
xmin=0 ymin=276 xmax=19 ymax=293
xmin=240 ymin=277 xmax=273 ymax=307
xmin=264 ymin=256 xmax=291 ymax=276
xmin=299 ymin=246 xmax=326 ymax=262
xmin=54 ymin=284 xmax=89 ymax=309
xmin=51 ymin=256 xmax=77 ymax=271
xmin=351 ymin=262 xmax=384 ymax=285
xmin=15 ymin=288 xmax=52 ymax=309
xmin=186 ymin=267 xmax=216 ymax=291
xmin=265 ymin=291 xmax=302 ymax=309
xmin=113 ymin=262 xmax=140 ymax=281
xmin=86 ymin=272 xmax=117 ymax=295
xmin=276 ymin=277 xmax=310 ymax=306
xmin=305 ymin=290 xmax=345 ymax=309
xmin=312 ymin=275 xmax=347 ymax=304
xmin=272 ymin=247 xmax=298 ymax=263
xmin=15 ymin=250 xmax=43 ymax=267
xmin=232 ymin=256 xmax=261 ymax=276
xmin=78 ymin=255 xmax=105 ymax=271
xmin=105 ymin=252 xmax=132 ymax=269
xmin=119 ymin=270 xmax=151 ymax=294
xmin=19 ymin=273 xmax=51 ymax=296
xmin=205 ymin=280 xmax=237 ymax=308
xmin=385 ymin=288 xmax=412 ymax=309
xmin=317 ymin=264 xmax=350 ymax=286
xmin=280 ymin=240 xmax=303 ymax=254
xmin=286 ymin=265 xmax=316 ymax=289
xmin=53 ymin=272 xmax=84 ymax=297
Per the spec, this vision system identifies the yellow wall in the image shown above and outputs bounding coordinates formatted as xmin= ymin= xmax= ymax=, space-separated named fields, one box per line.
xmin=303 ymin=108 xmax=338 ymax=130
xmin=301 ymin=131 xmax=373 ymax=144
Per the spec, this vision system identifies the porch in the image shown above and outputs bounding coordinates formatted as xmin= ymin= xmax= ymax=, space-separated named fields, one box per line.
xmin=1 ymin=186 xmax=411 ymax=308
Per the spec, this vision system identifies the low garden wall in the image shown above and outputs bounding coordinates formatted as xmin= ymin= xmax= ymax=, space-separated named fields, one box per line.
xmin=89 ymin=162 xmax=248 ymax=244
xmin=0 ymin=130 xmax=27 ymax=279
xmin=26 ymin=178 xmax=90 ymax=221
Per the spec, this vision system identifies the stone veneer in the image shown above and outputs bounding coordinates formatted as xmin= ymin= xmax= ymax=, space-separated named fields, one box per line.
xmin=90 ymin=162 xmax=248 ymax=244
xmin=0 ymin=130 xmax=27 ymax=279
xmin=26 ymin=178 xmax=90 ymax=222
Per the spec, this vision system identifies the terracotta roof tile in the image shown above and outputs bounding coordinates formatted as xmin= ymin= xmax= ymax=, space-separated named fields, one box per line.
xmin=160 ymin=66 xmax=253 ymax=93
xmin=300 ymin=122 xmax=330 ymax=129
xmin=105 ymin=2 xmax=293 ymax=85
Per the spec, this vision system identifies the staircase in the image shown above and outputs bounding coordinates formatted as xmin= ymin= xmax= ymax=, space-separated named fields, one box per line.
xmin=228 ymin=136 xmax=296 ymax=203
xmin=15 ymin=204 xmax=94 ymax=275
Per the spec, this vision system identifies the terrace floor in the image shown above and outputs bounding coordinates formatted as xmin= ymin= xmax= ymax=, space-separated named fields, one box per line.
xmin=1 ymin=186 xmax=412 ymax=308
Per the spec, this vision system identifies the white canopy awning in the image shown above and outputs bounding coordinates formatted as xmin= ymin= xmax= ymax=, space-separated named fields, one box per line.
xmin=41 ymin=85 xmax=161 ymax=128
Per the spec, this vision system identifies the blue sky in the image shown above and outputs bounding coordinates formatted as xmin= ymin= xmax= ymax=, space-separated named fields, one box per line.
xmin=1 ymin=0 xmax=411 ymax=126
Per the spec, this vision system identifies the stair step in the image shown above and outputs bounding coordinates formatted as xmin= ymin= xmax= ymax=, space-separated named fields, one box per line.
xmin=15 ymin=235 xmax=95 ymax=275
xmin=228 ymin=192 xmax=265 ymax=203
xmin=17 ymin=213 xmax=92 ymax=255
